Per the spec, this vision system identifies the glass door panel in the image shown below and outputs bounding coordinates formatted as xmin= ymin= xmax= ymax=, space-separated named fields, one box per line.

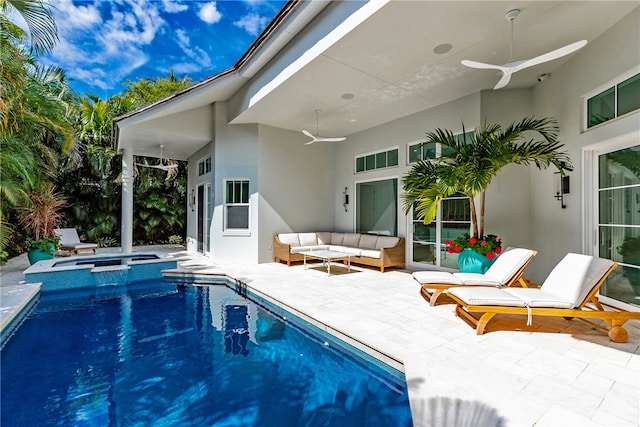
xmin=597 ymin=145 xmax=640 ymax=304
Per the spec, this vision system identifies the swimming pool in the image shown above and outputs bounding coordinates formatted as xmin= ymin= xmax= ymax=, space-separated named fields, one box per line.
xmin=1 ymin=280 xmax=413 ymax=426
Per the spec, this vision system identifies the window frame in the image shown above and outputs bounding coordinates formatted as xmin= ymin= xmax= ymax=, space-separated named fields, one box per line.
xmin=354 ymin=146 xmax=399 ymax=174
xmin=198 ymin=156 xmax=212 ymax=176
xmin=223 ymin=178 xmax=251 ymax=236
xmin=407 ymin=130 xmax=474 ymax=164
xmin=583 ymin=67 xmax=640 ymax=131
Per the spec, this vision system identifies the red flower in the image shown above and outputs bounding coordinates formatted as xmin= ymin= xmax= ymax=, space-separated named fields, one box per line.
xmin=495 ymin=247 xmax=502 ymax=254
xmin=445 ymin=240 xmax=453 ymax=247
xmin=469 ymin=237 xmax=477 ymax=245
xmin=447 ymin=247 xmax=453 ymax=254
xmin=485 ymin=252 xmax=495 ymax=260
xmin=454 ymin=246 xmax=462 ymax=253
xmin=480 ymin=241 xmax=486 ymax=247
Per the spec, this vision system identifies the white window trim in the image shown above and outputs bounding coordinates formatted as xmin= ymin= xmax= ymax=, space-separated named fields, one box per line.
xmin=582 ymin=66 xmax=640 ymax=132
xmin=223 ymin=178 xmax=251 ymax=236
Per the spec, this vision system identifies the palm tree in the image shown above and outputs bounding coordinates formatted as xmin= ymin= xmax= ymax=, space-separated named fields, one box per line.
xmin=1 ymin=0 xmax=58 ymax=55
xmin=402 ymin=116 xmax=573 ymax=239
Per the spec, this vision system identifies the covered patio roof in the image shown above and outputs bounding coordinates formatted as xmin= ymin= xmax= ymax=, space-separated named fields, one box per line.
xmin=114 ymin=0 xmax=637 ymax=160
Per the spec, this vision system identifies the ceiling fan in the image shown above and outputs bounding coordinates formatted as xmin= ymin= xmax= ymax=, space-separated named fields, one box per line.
xmin=303 ymin=109 xmax=346 ymax=145
xmin=461 ymin=9 xmax=587 ymax=90
xmin=136 ymin=144 xmax=178 ymax=171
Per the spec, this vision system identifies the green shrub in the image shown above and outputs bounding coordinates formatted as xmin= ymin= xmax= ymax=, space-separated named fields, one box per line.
xmin=168 ymin=235 xmax=183 ymax=245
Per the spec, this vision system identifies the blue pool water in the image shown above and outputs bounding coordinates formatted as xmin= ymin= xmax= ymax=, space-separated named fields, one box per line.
xmin=1 ymin=281 xmax=413 ymax=426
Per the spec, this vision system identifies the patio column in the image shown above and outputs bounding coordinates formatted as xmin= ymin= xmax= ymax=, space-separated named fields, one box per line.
xmin=121 ymin=148 xmax=134 ymax=253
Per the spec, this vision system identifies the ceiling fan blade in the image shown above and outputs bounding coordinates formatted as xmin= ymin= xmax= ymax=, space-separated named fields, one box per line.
xmin=461 ymin=60 xmax=506 ymax=71
xmin=493 ymin=70 xmax=513 ymax=90
xmin=304 ymin=140 xmax=316 ymax=145
xmin=302 ymin=129 xmax=314 ymax=138
xmin=513 ymin=40 xmax=588 ymax=72
xmin=315 ymin=137 xmax=347 ymax=142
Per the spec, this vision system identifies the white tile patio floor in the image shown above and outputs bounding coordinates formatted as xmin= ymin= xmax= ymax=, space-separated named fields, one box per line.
xmin=2 ymin=246 xmax=639 ymax=426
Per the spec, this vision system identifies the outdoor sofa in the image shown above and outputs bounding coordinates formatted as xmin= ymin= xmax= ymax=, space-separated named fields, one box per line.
xmin=273 ymin=232 xmax=405 ymax=272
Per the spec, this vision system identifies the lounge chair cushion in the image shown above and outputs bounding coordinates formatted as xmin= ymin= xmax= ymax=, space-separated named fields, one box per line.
xmin=503 ymin=288 xmax=573 ymax=308
xmin=449 ymin=287 xmax=527 ymax=307
xmin=484 ymin=248 xmax=536 ymax=283
xmin=413 ymin=271 xmax=464 ymax=285
xmin=540 ymin=253 xmax=615 ymax=307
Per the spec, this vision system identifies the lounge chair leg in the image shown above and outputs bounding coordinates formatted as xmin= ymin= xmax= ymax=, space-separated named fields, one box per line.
xmin=608 ymin=326 xmax=628 ymax=343
xmin=429 ymin=289 xmax=444 ymax=306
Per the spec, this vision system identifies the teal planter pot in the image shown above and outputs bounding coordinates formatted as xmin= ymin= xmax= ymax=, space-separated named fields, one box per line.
xmin=27 ymin=244 xmax=55 ymax=265
xmin=458 ymin=248 xmax=494 ymax=273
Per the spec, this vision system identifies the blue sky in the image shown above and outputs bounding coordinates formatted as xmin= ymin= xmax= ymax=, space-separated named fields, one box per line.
xmin=40 ymin=0 xmax=286 ymax=99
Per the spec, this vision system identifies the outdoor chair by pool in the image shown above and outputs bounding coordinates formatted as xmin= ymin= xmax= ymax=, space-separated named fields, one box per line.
xmin=54 ymin=228 xmax=97 ymax=255
xmin=448 ymin=253 xmax=639 ymax=343
xmin=413 ymin=248 xmax=537 ymax=305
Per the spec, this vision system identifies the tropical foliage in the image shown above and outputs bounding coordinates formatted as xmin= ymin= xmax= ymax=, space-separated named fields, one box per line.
xmin=1 ymin=0 xmax=192 ymax=259
xmin=446 ymin=233 xmax=502 ymax=260
xmin=402 ymin=117 xmax=573 ymax=239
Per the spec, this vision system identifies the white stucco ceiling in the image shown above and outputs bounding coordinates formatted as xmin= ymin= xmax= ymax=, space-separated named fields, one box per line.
xmin=117 ymin=0 xmax=638 ymax=159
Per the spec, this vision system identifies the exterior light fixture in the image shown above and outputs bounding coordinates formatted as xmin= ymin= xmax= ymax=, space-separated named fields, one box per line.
xmin=189 ymin=189 xmax=196 ymax=211
xmin=554 ymin=173 xmax=570 ymax=208
xmin=343 ymin=187 xmax=349 ymax=212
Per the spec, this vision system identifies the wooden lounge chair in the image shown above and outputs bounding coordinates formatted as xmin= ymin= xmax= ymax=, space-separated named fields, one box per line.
xmin=448 ymin=253 xmax=639 ymax=343
xmin=413 ymin=248 xmax=537 ymax=305
xmin=54 ymin=228 xmax=98 ymax=255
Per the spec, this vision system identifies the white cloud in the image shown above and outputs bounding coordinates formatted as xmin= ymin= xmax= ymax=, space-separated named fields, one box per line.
xmin=174 ymin=29 xmax=212 ymax=69
xmin=234 ymin=13 xmax=269 ymax=36
xmin=199 ymin=2 xmax=222 ymax=25
xmin=54 ymin=0 xmax=102 ymax=29
xmin=162 ymin=0 xmax=188 ymax=13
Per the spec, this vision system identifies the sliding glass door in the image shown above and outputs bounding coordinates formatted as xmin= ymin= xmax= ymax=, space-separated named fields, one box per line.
xmin=197 ymin=183 xmax=212 ymax=254
xmin=597 ymin=145 xmax=640 ymax=305
xmin=356 ymin=178 xmax=398 ymax=236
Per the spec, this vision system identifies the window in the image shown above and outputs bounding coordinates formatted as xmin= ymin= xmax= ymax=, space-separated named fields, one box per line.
xmin=587 ymin=72 xmax=640 ymax=128
xmin=224 ymin=179 xmax=249 ymax=231
xmin=198 ymin=157 xmax=211 ymax=176
xmin=407 ymin=131 xmax=473 ymax=163
xmin=355 ymin=148 xmax=398 ymax=173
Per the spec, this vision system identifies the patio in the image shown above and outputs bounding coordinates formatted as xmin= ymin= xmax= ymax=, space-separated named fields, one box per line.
xmin=1 ymin=247 xmax=639 ymax=426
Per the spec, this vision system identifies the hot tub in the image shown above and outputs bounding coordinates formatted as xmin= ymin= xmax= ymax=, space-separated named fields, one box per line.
xmin=24 ymin=253 xmax=178 ymax=293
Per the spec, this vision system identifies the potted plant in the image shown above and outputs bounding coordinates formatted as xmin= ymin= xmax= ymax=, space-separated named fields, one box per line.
xmin=445 ymin=233 xmax=502 ymax=273
xmin=20 ymin=184 xmax=66 ymax=265
xmin=402 ymin=116 xmax=573 ymax=272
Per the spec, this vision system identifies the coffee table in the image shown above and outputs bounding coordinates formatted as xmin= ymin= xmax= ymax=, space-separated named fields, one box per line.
xmin=300 ymin=250 xmax=352 ymax=276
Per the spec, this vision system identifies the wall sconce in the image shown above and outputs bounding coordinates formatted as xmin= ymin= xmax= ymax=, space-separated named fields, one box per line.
xmin=554 ymin=173 xmax=570 ymax=209
xmin=189 ymin=189 xmax=196 ymax=211
xmin=342 ymin=187 xmax=349 ymax=212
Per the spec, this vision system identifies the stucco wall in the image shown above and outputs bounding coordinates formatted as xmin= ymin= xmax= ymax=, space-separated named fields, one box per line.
xmin=529 ymin=6 xmax=640 ymax=282
xmin=257 ymin=125 xmax=335 ymax=263
xmin=211 ymin=102 xmax=260 ymax=264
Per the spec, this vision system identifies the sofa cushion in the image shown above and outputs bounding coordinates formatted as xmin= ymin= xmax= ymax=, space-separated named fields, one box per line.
xmin=329 ymin=245 xmax=361 ymax=256
xmin=343 ymin=233 xmax=361 ymax=248
xmin=359 ymin=234 xmax=378 ymax=249
xmin=291 ymin=245 xmax=329 ymax=254
xmin=278 ymin=233 xmax=300 ymax=246
xmin=316 ymin=232 xmax=332 ymax=245
xmin=376 ymin=236 xmax=400 ymax=249
xmin=360 ymin=249 xmax=381 ymax=259
xmin=331 ymin=233 xmax=345 ymax=245
xmin=299 ymin=233 xmax=318 ymax=246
